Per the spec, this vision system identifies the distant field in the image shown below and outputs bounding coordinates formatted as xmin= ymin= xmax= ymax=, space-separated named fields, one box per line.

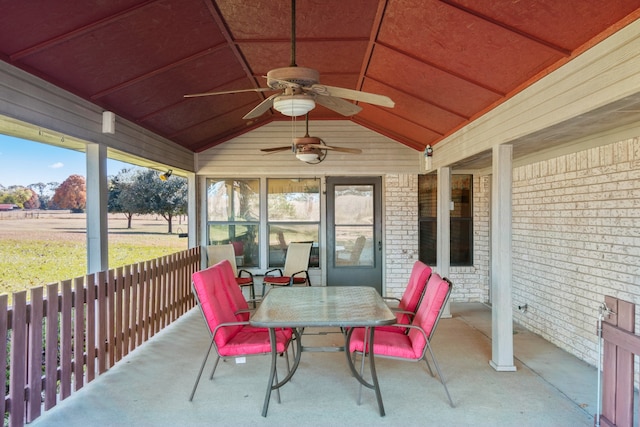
xmin=0 ymin=210 xmax=189 ymax=297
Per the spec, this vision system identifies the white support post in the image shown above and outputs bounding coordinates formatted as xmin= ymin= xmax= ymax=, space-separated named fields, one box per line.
xmin=437 ymin=167 xmax=451 ymax=318
xmin=490 ymin=144 xmax=516 ymax=371
xmin=86 ymin=143 xmax=109 ymax=273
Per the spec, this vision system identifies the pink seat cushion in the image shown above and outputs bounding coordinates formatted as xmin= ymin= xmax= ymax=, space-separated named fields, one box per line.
xmin=193 ymin=263 xmax=293 ymax=354
xmin=349 ymin=273 xmax=450 ymax=360
xmin=399 ymin=261 xmax=432 ymax=313
xmin=218 ymin=328 xmax=292 ymax=357
xmin=214 ymin=260 xmax=251 ymax=321
xmin=407 ymin=274 xmax=450 ymax=354
xmin=192 ymin=266 xmax=242 ymax=348
xmin=377 ymin=261 xmax=432 ymax=333
xmin=349 ymin=328 xmax=419 ymax=359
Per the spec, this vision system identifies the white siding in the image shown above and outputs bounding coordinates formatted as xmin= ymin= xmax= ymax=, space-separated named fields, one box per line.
xmin=196 ymin=120 xmax=420 ymax=176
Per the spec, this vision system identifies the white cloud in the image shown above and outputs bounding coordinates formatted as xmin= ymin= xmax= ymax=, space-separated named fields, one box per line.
xmin=49 ymin=162 xmax=64 ymax=169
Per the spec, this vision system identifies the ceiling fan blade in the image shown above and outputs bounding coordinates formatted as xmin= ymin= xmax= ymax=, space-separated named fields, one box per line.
xmin=184 ymin=87 xmax=273 ymax=98
xmin=260 ymin=146 xmax=292 ymax=153
xmin=310 ymin=84 xmax=395 ymax=108
xmin=314 ymin=95 xmax=362 ymax=116
xmin=307 ymin=144 xmax=362 ymax=154
xmin=242 ymin=93 xmax=280 ymax=119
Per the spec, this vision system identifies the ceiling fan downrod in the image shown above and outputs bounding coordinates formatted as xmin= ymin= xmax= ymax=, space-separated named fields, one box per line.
xmin=290 ymin=0 xmax=297 ymax=67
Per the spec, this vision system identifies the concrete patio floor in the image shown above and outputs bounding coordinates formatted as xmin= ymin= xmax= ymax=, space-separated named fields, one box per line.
xmin=32 ymin=302 xmax=597 ymax=427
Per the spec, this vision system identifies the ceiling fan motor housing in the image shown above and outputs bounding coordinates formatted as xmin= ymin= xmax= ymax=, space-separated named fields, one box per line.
xmin=267 ymin=67 xmax=320 ymax=89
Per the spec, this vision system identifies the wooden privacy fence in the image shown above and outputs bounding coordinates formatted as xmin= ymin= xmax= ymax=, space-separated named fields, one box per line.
xmin=2 ymin=247 xmax=200 ymax=427
xmin=597 ymin=295 xmax=638 ymax=427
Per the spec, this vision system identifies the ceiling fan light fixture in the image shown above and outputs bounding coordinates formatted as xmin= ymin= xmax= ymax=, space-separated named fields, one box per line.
xmin=273 ymin=94 xmax=315 ymax=117
xmin=296 ymin=152 xmax=319 ymax=162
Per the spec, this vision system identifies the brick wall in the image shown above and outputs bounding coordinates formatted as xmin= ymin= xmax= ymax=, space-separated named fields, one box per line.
xmin=511 ymin=137 xmax=640 ymax=365
xmin=384 ymin=174 xmax=490 ymax=302
xmin=384 ymin=174 xmax=419 ymax=298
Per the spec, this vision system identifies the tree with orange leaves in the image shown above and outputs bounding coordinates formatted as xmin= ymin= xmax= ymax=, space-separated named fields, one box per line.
xmin=52 ymin=174 xmax=86 ymax=212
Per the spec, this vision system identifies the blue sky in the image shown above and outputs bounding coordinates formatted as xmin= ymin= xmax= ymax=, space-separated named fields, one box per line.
xmin=0 ymin=134 xmax=133 ymax=187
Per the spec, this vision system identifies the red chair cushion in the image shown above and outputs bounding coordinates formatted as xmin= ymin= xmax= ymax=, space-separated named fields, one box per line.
xmin=264 ymin=276 xmax=290 ymax=285
xmin=236 ymin=277 xmax=253 ymax=286
xmin=377 ymin=261 xmax=432 ymax=333
xmin=399 ymin=261 xmax=432 ymax=313
xmin=349 ymin=328 xmax=419 ymax=359
xmin=192 ymin=266 xmax=242 ymax=347
xmin=407 ymin=274 xmax=449 ymax=355
xmin=218 ymin=328 xmax=292 ymax=357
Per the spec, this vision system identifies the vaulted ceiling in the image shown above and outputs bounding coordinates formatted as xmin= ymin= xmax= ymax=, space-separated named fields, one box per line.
xmin=1 ymin=0 xmax=639 ymax=154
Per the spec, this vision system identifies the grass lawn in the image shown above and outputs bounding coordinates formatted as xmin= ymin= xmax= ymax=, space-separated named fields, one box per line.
xmin=0 ymin=210 xmax=188 ymax=297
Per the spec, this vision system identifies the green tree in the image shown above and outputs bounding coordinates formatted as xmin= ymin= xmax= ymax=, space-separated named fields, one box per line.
xmin=132 ymin=169 xmax=187 ymax=233
xmin=23 ymin=188 xmax=40 ymax=209
xmin=0 ymin=185 xmax=33 ymax=208
xmin=28 ymin=182 xmax=57 ymax=209
xmin=108 ymin=169 xmax=142 ymax=228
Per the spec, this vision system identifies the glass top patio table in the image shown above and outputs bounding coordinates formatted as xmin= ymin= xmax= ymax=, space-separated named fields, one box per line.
xmin=250 ymin=286 xmax=396 ymax=417
xmin=251 ymin=286 xmax=396 ymax=328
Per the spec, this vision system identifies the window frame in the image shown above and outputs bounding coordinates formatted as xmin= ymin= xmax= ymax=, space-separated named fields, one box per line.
xmin=418 ymin=174 xmax=473 ymax=267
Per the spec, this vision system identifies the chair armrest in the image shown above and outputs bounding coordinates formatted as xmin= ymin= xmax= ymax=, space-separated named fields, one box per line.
xmin=291 ymin=270 xmax=309 ymax=277
xmin=394 ymin=323 xmax=428 ymax=339
xmin=382 ymin=296 xmax=401 ymax=303
xmin=390 ymin=308 xmax=413 ymax=315
xmin=211 ymin=320 xmax=251 ymax=338
xmin=264 ymin=268 xmax=283 ymax=277
xmin=238 ymin=269 xmax=253 ymax=278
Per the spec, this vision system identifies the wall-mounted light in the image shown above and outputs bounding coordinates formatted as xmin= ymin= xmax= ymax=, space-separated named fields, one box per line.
xmin=159 ymin=169 xmax=172 ymax=181
xmin=102 ymin=111 xmax=115 ymax=134
xmin=425 ymin=145 xmax=433 ymax=157
xmin=424 ymin=145 xmax=433 ymax=170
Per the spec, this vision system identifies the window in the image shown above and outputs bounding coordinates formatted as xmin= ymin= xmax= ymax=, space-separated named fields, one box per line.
xmin=206 ymin=178 xmax=259 ymax=267
xmin=418 ymin=174 xmax=473 ymax=266
xmin=267 ymin=178 xmax=320 ymax=267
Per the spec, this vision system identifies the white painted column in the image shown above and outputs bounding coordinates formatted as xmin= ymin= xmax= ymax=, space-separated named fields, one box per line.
xmin=436 ymin=167 xmax=451 ymax=318
xmin=490 ymin=144 xmax=516 ymax=371
xmin=187 ymin=172 xmax=198 ymax=249
xmin=86 ymin=143 xmax=109 ymax=273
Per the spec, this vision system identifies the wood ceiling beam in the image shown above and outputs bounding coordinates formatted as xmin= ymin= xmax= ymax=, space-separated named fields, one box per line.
xmin=203 ymin=0 xmax=263 ymax=94
xmin=91 ymin=43 xmax=230 ymax=100
xmin=440 ymin=0 xmax=573 ymax=57
xmin=358 ymin=0 xmax=389 ymax=92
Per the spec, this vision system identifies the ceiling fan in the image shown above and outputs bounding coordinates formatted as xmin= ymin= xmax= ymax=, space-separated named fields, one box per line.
xmin=184 ymin=0 xmax=394 ymax=119
xmin=261 ymin=114 xmax=362 ymax=164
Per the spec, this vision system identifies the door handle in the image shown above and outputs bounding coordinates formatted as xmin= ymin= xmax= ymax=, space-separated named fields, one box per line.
xmin=378 ymin=240 xmax=382 ymax=251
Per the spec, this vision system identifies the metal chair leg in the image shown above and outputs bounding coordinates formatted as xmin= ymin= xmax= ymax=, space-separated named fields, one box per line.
xmin=425 ymin=341 xmax=454 ymax=407
xmin=208 ymin=355 xmax=221 ymax=380
xmin=189 ymin=340 xmax=215 ymax=401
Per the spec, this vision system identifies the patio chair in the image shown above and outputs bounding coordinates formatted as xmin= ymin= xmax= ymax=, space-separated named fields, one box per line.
xmin=336 ymin=235 xmax=366 ymax=265
xmin=213 ymin=259 xmax=254 ymax=321
xmin=347 ymin=273 xmax=454 ymax=407
xmin=262 ymin=241 xmax=312 ymax=296
xmin=207 ymin=243 xmax=256 ymax=306
xmin=189 ymin=263 xmax=294 ymax=402
xmin=379 ymin=260 xmax=432 ymax=332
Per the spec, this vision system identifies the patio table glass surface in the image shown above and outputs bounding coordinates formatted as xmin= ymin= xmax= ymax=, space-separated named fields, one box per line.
xmin=250 ymin=286 xmax=396 ymax=417
xmin=250 ymin=286 xmax=396 ymax=328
